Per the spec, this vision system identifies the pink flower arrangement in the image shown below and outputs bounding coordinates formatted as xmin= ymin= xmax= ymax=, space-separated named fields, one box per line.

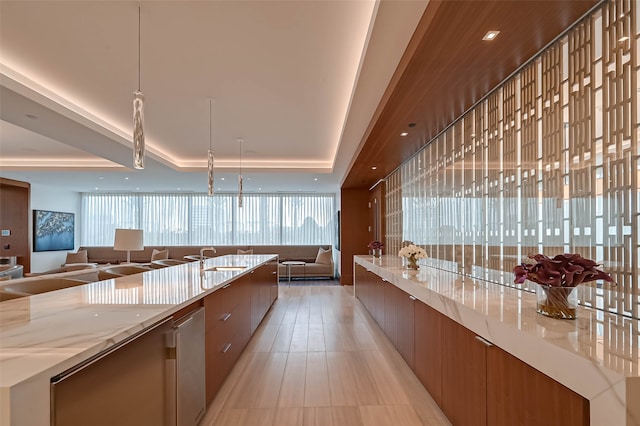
xmin=513 ymin=253 xmax=614 ymax=287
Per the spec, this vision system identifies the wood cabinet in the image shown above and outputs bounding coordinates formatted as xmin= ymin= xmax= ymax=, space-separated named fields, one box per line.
xmin=413 ymin=299 xmax=441 ymax=405
xmin=396 ymin=291 xmax=415 ymax=370
xmin=441 ymin=315 xmax=488 ymax=426
xmin=354 ymin=264 xmax=589 ymax=426
xmin=205 ymin=263 xmax=278 ymax=405
xmin=355 ymin=264 xmax=384 ymax=327
xmin=354 ymin=264 xmax=369 ymax=304
xmin=204 ymin=275 xmax=249 ymax=404
xmin=251 ymin=262 xmax=278 ymax=335
xmin=487 ymin=345 xmax=589 ymax=426
xmin=383 ymin=281 xmax=400 ymax=347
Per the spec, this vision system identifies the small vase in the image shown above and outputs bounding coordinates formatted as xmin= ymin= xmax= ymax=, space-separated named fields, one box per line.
xmin=535 ymin=284 xmax=578 ymax=320
xmin=371 ymin=248 xmax=382 ymax=258
xmin=406 ymin=256 xmax=419 ymax=270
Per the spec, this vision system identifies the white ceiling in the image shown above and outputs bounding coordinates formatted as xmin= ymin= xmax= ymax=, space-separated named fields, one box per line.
xmin=0 ymin=0 xmax=428 ymax=193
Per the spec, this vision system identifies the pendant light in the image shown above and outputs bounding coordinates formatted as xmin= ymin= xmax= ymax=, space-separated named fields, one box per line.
xmin=237 ymin=138 xmax=244 ymax=208
xmin=207 ymin=100 xmax=214 ymax=196
xmin=133 ymin=6 xmax=145 ymax=170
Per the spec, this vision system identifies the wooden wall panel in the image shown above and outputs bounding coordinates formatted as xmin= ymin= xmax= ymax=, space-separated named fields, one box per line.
xmin=0 ymin=178 xmax=30 ymax=272
xmin=339 ymin=188 xmax=369 ymax=285
xmin=343 ymin=0 xmax=599 ymax=190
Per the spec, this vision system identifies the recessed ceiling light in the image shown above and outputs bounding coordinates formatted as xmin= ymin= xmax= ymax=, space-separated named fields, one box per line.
xmin=98 ymin=176 xmax=104 ymax=180
xmin=400 ymin=132 xmax=409 ymax=137
xmin=221 ymin=177 xmax=225 ymax=181
xmin=25 ymin=114 xmax=38 ymax=120
xmin=124 ymin=177 xmax=129 ymax=180
xmin=314 ymin=178 xmax=318 ymax=181
xmin=258 ymin=188 xmax=262 ymax=191
xmin=136 ymin=187 xmax=140 ymax=190
xmin=372 ymin=166 xmax=377 ymax=170
xmin=482 ymin=30 xmax=500 ymax=41
xmin=177 ymin=187 xmax=181 ymax=190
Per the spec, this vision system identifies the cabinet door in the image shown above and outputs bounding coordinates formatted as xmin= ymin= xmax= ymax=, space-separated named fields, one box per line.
xmin=441 ymin=315 xmax=487 ymax=426
xmin=487 ymin=345 xmax=589 ymax=426
xmin=250 ymin=264 xmax=278 ymax=335
xmin=414 ymin=300 xmax=442 ymax=406
xmin=250 ymin=269 xmax=261 ymax=335
xmin=370 ymin=274 xmax=385 ymax=327
xmin=383 ymin=281 xmax=399 ymax=347
xmin=396 ymin=292 xmax=415 ymax=370
xmin=235 ymin=274 xmax=252 ymax=351
xmin=204 ymin=287 xmax=233 ymax=404
xmin=268 ymin=262 xmax=279 ymax=306
xmin=354 ymin=264 xmax=368 ymax=305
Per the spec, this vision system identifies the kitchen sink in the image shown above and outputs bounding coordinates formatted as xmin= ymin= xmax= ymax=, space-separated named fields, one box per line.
xmin=203 ymin=266 xmax=247 ymax=272
xmin=0 ymin=277 xmax=91 ymax=297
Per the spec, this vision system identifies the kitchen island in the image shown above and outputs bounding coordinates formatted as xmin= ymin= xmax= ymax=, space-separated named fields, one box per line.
xmin=354 ymin=255 xmax=640 ymax=426
xmin=0 ymin=255 xmax=278 ymax=426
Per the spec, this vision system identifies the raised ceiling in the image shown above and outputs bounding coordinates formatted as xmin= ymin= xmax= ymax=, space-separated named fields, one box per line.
xmin=0 ymin=0 xmax=427 ymax=193
xmin=0 ymin=0 xmax=602 ymax=194
xmin=343 ymin=0 xmax=601 ymax=189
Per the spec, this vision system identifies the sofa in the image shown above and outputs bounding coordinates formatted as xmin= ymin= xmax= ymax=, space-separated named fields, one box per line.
xmin=76 ymin=245 xmax=335 ymax=279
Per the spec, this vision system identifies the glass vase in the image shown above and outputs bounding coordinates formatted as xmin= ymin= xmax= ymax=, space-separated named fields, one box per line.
xmin=535 ymin=284 xmax=578 ymax=320
xmin=406 ymin=256 xmax=419 ymax=270
xmin=371 ymin=248 xmax=382 ymax=258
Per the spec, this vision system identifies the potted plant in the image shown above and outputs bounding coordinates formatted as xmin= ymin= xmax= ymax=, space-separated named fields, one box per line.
xmin=398 ymin=244 xmax=428 ymax=270
xmin=513 ymin=253 xmax=615 ymax=319
xmin=368 ymin=241 xmax=384 ymax=257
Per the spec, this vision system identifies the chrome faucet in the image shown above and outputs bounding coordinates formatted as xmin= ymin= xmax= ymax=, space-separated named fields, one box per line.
xmin=199 ymin=247 xmax=216 ymax=268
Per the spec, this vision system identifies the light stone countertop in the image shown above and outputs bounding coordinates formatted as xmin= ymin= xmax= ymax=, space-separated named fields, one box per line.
xmin=354 ymin=255 xmax=640 ymax=426
xmin=0 ymin=254 xmax=277 ymax=426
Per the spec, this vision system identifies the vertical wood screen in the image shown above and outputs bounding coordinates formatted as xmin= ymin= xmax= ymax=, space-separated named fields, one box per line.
xmin=385 ymin=0 xmax=639 ymax=320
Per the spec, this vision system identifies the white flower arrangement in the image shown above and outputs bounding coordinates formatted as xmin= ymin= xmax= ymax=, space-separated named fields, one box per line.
xmin=398 ymin=244 xmax=428 ymax=259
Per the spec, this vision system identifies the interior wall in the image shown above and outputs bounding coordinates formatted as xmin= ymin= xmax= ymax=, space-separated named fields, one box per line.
xmin=30 ymin=184 xmax=81 ymax=273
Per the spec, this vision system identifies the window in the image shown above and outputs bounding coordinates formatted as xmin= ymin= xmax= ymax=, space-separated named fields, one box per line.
xmin=81 ymin=193 xmax=335 ymax=246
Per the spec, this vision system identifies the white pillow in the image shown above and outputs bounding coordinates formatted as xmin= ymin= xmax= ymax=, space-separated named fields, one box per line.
xmin=65 ymin=250 xmax=88 ymax=265
xmin=315 ymin=247 xmax=332 ymax=265
xmin=151 ymin=249 xmax=169 ymax=261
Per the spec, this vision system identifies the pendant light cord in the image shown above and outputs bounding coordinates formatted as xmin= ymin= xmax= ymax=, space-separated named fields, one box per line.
xmin=209 ymin=100 xmax=212 ymax=150
xmin=138 ymin=6 xmax=141 ymax=92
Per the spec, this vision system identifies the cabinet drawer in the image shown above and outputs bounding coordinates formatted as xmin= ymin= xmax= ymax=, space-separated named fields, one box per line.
xmin=206 ymin=331 xmax=243 ymax=399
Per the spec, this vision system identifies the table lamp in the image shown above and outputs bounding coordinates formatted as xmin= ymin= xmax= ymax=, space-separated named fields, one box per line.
xmin=113 ymin=228 xmax=144 ymax=263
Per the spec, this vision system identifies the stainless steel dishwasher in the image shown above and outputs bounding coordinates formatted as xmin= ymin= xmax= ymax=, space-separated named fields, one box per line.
xmin=167 ymin=307 xmax=206 ymax=426
xmin=51 ymin=318 xmax=176 ymax=426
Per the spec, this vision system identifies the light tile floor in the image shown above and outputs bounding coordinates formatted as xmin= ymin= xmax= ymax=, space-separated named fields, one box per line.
xmin=200 ymin=285 xmax=450 ymax=426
